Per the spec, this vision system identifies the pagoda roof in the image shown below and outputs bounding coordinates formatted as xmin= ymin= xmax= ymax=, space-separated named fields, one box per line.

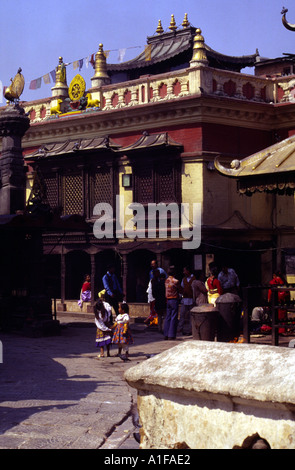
xmin=214 ymin=135 xmax=295 ymax=195
xmin=107 ymin=25 xmax=258 ymax=73
xmin=25 ymin=136 xmax=121 ymax=160
xmin=117 ymin=131 xmax=183 ymax=154
xmin=107 ymin=26 xmax=259 ymax=72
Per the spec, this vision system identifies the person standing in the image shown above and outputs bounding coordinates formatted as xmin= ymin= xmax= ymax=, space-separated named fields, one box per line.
xmin=178 ymin=266 xmax=195 ymax=335
xmin=163 ymin=266 xmax=181 ymax=340
xmin=94 ymin=300 xmax=112 ymax=358
xmin=192 ymin=270 xmax=208 ymax=306
xmin=102 ymin=264 xmax=123 ymax=317
xmin=152 ymin=270 xmax=166 ymax=333
xmin=218 ymin=266 xmax=240 ymax=295
xmin=149 ymin=259 xmax=167 ymax=280
xmin=112 ymin=303 xmax=133 ymax=361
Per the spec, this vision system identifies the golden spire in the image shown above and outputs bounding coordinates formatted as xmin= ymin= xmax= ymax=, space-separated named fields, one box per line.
xmin=169 ymin=14 xmax=177 ymax=31
xmin=156 ymin=19 xmax=164 ymax=34
xmin=55 ymin=57 xmax=67 ymax=86
xmin=191 ymin=28 xmax=208 ymax=64
xmin=93 ymin=43 xmax=109 ymax=79
xmin=182 ymin=13 xmax=190 ymax=28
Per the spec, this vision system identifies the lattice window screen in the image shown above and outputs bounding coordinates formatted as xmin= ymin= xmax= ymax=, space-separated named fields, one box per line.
xmin=157 ymin=164 xmax=176 ymax=202
xmin=44 ymin=175 xmax=58 ymax=209
xmin=62 ymin=174 xmax=83 ymax=215
xmin=93 ymin=169 xmax=112 ymax=206
xmin=135 ymin=166 xmax=153 ymax=204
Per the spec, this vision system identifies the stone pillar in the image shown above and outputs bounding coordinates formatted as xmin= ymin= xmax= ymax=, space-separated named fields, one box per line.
xmin=0 ymin=103 xmax=30 ymax=215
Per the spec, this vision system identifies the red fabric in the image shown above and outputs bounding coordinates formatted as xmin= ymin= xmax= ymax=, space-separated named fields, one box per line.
xmin=82 ymin=281 xmax=91 ymax=292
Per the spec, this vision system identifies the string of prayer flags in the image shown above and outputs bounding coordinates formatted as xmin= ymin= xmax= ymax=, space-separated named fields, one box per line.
xmin=27 ymin=44 xmax=143 ymax=91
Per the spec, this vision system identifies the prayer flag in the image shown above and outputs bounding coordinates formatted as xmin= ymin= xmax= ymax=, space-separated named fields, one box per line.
xmin=118 ymin=48 xmax=126 ymax=63
xmin=50 ymin=70 xmax=56 ymax=82
xmin=29 ymin=79 xmax=37 ymax=90
xmin=43 ymin=73 xmax=50 ymax=84
xmin=79 ymin=59 xmax=83 ymax=70
xmin=85 ymin=55 xmax=90 ymax=68
xmin=90 ymin=54 xmax=95 ymax=67
xmin=36 ymin=77 xmax=42 ymax=89
xmin=104 ymin=50 xmax=110 ymax=59
xmin=73 ymin=60 xmax=79 ymax=70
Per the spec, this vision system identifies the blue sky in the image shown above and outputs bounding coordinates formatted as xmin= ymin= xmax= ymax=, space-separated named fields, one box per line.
xmin=1 ymin=0 xmax=295 ymax=102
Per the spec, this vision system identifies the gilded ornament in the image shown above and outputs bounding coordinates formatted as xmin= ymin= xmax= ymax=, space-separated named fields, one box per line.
xmin=182 ymin=13 xmax=190 ymax=28
xmin=4 ymin=68 xmax=25 ymax=102
xmin=169 ymin=14 xmax=177 ymax=31
xmin=55 ymin=57 xmax=67 ymax=85
xmin=281 ymin=7 xmax=295 ymax=31
xmin=156 ymin=19 xmax=164 ymax=34
xmin=69 ymin=74 xmax=86 ymax=101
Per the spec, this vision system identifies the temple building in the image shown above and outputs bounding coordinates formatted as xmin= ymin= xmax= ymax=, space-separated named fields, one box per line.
xmin=2 ymin=13 xmax=295 ymax=310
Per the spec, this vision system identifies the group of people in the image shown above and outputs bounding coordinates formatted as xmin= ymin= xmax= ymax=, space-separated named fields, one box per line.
xmin=147 ymin=260 xmax=240 ymax=340
xmin=77 ymin=260 xmax=241 ymax=359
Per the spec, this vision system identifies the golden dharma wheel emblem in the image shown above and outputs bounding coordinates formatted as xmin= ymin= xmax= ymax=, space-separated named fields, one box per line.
xmin=69 ymin=74 xmax=86 ymax=101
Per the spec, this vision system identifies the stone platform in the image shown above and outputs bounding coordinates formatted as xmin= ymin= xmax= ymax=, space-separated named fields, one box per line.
xmin=125 ymin=340 xmax=295 ymax=449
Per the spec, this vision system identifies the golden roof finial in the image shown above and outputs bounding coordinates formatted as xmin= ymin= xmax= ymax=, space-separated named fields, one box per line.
xmin=93 ymin=43 xmax=109 ymax=79
xmin=191 ymin=28 xmax=208 ymax=65
xmin=169 ymin=14 xmax=177 ymax=31
xmin=156 ymin=19 xmax=164 ymax=34
xmin=55 ymin=56 xmax=67 ymax=86
xmin=182 ymin=13 xmax=190 ymax=28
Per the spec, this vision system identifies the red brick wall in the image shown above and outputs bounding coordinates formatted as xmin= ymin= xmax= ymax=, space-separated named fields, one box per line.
xmin=202 ymin=123 xmax=272 ymax=157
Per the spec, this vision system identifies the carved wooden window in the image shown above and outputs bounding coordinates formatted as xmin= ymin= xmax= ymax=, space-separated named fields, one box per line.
xmin=134 ymin=165 xmax=154 ymax=204
xmin=92 ymin=167 xmax=113 ymax=208
xmin=43 ymin=174 xmax=59 ymax=210
xmin=62 ymin=173 xmax=83 ymax=215
xmin=134 ymin=158 xmax=180 ymax=204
